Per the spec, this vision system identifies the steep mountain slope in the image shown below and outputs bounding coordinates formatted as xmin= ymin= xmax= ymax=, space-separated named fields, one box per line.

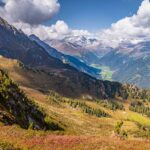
xmin=0 ymin=69 xmax=51 ymax=130
xmin=0 ymin=17 xmax=74 ymax=71
xmin=1 ymin=56 xmax=149 ymax=102
xmin=100 ymin=42 xmax=150 ymax=88
xmin=30 ymin=35 xmax=101 ymax=78
xmin=0 ymin=56 xmax=127 ymax=99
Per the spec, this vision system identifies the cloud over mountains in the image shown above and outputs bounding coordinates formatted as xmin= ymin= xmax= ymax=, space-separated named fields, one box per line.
xmin=100 ymin=0 xmax=150 ymax=47
xmin=0 ymin=0 xmax=150 ymax=50
xmin=0 ymin=0 xmax=60 ymax=24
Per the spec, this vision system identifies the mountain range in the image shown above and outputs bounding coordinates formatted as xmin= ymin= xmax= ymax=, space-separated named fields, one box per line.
xmin=0 ymin=16 xmax=129 ymax=100
xmin=29 ymin=34 xmax=101 ymax=78
xmin=0 ymin=16 xmax=150 ymax=150
xmin=99 ymin=42 xmax=150 ymax=88
xmin=47 ymin=34 xmax=150 ymax=88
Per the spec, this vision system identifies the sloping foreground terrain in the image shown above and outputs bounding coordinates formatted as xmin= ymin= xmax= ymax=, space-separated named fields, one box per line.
xmin=0 ymin=126 xmax=150 ymax=150
xmin=0 ymin=69 xmax=47 ymax=129
xmin=0 ymin=57 xmax=150 ymax=149
xmin=0 ymin=67 xmax=63 ymax=131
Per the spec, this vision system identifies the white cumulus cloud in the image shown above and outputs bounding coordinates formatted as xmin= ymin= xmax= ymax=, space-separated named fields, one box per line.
xmin=0 ymin=0 xmax=92 ymax=45
xmin=0 ymin=0 xmax=60 ymax=24
xmin=100 ymin=0 xmax=150 ymax=47
xmin=14 ymin=20 xmax=92 ymax=42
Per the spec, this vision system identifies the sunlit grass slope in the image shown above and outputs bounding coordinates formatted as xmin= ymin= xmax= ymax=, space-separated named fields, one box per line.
xmin=0 ymin=56 xmax=150 ymax=150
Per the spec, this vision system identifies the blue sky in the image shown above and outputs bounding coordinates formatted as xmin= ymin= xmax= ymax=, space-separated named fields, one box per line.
xmin=49 ymin=0 xmax=143 ymax=32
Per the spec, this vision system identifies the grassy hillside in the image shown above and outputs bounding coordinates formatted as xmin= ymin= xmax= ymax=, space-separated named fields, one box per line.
xmin=0 ymin=89 xmax=150 ymax=149
xmin=0 ymin=56 xmax=150 ymax=149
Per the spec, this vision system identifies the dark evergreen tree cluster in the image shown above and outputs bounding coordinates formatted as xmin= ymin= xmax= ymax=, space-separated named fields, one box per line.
xmin=69 ymin=101 xmax=110 ymax=118
xmin=97 ymin=100 xmax=124 ymax=111
xmin=124 ymin=84 xmax=150 ymax=100
xmin=129 ymin=101 xmax=150 ymax=117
